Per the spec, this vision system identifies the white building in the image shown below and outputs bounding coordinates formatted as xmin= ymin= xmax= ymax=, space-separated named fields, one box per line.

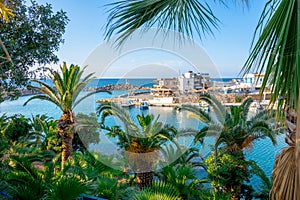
xmin=243 ymin=73 xmax=265 ymax=90
xmin=178 ymin=71 xmax=210 ymax=93
xmin=178 ymin=71 xmax=194 ymax=93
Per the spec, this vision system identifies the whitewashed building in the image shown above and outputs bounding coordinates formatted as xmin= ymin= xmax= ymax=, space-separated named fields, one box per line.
xmin=243 ymin=73 xmax=265 ymax=90
xmin=178 ymin=71 xmax=210 ymax=93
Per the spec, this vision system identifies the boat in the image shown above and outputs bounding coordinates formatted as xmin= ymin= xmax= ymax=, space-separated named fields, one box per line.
xmin=140 ymin=101 xmax=149 ymax=110
xmin=121 ymin=100 xmax=134 ymax=108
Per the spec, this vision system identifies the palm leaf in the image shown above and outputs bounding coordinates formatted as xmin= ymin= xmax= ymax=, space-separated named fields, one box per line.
xmin=199 ymin=94 xmax=226 ymax=123
xmin=241 ymin=0 xmax=299 ymax=112
xmin=105 ymin=0 xmax=220 ymax=45
xmin=271 ymin=146 xmax=298 ymax=200
xmin=133 ymin=181 xmax=181 ymax=200
xmin=23 ymin=95 xmax=62 ymax=109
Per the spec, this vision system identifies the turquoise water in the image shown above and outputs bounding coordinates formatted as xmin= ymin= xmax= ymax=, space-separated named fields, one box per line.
xmin=0 ymin=90 xmax=287 ymax=190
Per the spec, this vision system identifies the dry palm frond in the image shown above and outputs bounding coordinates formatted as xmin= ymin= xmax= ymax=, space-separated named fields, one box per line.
xmin=271 ymin=146 xmax=298 ymax=200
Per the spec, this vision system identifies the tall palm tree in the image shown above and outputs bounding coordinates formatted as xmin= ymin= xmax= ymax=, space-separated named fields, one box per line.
xmin=97 ymin=102 xmax=178 ymax=189
xmin=24 ymin=62 xmax=104 ymax=169
xmin=241 ymin=0 xmax=300 ymax=199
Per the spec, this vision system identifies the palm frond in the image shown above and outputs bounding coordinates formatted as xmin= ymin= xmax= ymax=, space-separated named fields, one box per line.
xmin=133 ymin=181 xmax=181 ymax=200
xmin=46 ymin=176 xmax=88 ymax=200
xmin=241 ymin=97 xmax=253 ymax=120
xmin=181 ymin=104 xmax=211 ymax=123
xmin=271 ymin=146 xmax=298 ymax=200
xmin=73 ymin=90 xmax=110 ymax=109
xmin=104 ymin=0 xmax=220 ymax=45
xmin=241 ymin=0 xmax=299 ymax=111
xmin=199 ymin=94 xmax=226 ymax=123
xmin=23 ymin=95 xmax=62 ymax=109
xmin=248 ymin=120 xmax=277 ymax=145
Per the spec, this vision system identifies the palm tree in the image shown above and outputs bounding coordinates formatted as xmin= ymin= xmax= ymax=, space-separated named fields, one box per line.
xmin=97 ymin=102 xmax=178 ymax=189
xmin=181 ymin=94 xmax=277 ymax=199
xmin=104 ymin=1 xmax=299 ymax=197
xmin=24 ymin=62 xmax=105 ymax=169
xmin=240 ymin=1 xmax=300 ymax=199
xmin=182 ymin=94 xmax=277 ymax=154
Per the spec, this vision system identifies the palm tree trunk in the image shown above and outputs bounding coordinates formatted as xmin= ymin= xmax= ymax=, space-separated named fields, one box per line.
xmin=61 ymin=134 xmax=73 ymax=169
xmin=58 ymin=111 xmax=74 ymax=170
xmin=136 ymin=171 xmax=153 ymax=189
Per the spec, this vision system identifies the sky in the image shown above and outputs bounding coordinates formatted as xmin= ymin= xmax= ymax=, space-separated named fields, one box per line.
xmin=35 ymin=0 xmax=268 ymax=78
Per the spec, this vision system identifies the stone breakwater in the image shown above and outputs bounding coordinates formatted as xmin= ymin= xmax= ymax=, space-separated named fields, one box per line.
xmin=15 ymin=83 xmax=151 ymax=97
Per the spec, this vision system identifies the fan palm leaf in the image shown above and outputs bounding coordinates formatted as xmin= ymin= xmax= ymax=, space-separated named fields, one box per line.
xmin=104 ymin=0 xmax=249 ymax=45
xmin=242 ymin=0 xmax=299 ymax=113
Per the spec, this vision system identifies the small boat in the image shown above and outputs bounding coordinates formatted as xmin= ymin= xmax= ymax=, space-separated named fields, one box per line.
xmin=121 ymin=100 xmax=134 ymax=108
xmin=140 ymin=101 xmax=149 ymax=110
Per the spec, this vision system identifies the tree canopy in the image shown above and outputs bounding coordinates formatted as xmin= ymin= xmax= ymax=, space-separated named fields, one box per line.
xmin=0 ymin=0 xmax=68 ymax=102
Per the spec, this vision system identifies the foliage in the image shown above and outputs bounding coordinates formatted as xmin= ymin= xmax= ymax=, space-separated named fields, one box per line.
xmin=73 ymin=112 xmax=101 ymax=152
xmin=98 ymin=103 xmax=177 ymax=171
xmin=2 ymin=114 xmax=31 ymax=143
xmin=46 ymin=176 xmax=88 ymax=200
xmin=96 ymin=175 xmax=118 ymax=199
xmin=242 ymin=0 xmax=299 ymax=112
xmin=0 ymin=1 xmax=14 ymax=21
xmin=160 ymin=145 xmax=205 ymax=168
xmin=158 ymin=164 xmax=207 ymax=200
xmin=235 ymin=95 xmax=243 ymax=103
xmin=249 ymin=160 xmax=272 ymax=200
xmin=24 ymin=63 xmax=107 ymax=169
xmin=271 ymin=146 xmax=296 ymax=200
xmin=104 ymin=0 xmax=249 ymax=45
xmin=24 ymin=63 xmax=100 ymax=112
xmin=182 ymin=94 xmax=278 ymax=153
xmin=97 ymin=103 xmax=178 ymax=188
xmin=205 ymin=151 xmax=253 ymax=199
xmin=0 ymin=0 xmax=68 ymax=102
xmin=133 ymin=182 xmax=181 ymax=200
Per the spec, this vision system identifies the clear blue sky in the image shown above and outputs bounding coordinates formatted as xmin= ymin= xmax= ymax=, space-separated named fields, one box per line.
xmin=36 ymin=0 xmax=267 ymax=78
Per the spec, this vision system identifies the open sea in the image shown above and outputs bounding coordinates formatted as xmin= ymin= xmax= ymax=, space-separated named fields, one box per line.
xmin=0 ymin=78 xmax=286 ymax=190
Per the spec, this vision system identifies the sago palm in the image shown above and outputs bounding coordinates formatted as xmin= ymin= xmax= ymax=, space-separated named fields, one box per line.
xmin=24 ymin=62 xmax=104 ymax=169
xmin=183 ymin=94 xmax=277 ymax=199
xmin=181 ymin=94 xmax=277 ymax=154
xmin=241 ymin=0 xmax=300 ymax=199
xmin=97 ymin=102 xmax=178 ymax=189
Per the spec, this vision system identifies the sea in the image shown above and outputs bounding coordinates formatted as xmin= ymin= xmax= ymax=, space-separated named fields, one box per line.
xmin=0 ymin=78 xmax=286 ymax=190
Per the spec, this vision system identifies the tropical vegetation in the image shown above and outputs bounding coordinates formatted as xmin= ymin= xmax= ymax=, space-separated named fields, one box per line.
xmin=23 ymin=62 xmax=106 ymax=169
xmin=97 ymin=102 xmax=179 ymax=189
xmin=0 ymin=0 xmax=68 ymax=102
xmin=104 ymin=0 xmax=299 ymax=199
xmin=180 ymin=94 xmax=278 ymax=199
xmin=1 ymin=0 xmax=297 ymax=199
